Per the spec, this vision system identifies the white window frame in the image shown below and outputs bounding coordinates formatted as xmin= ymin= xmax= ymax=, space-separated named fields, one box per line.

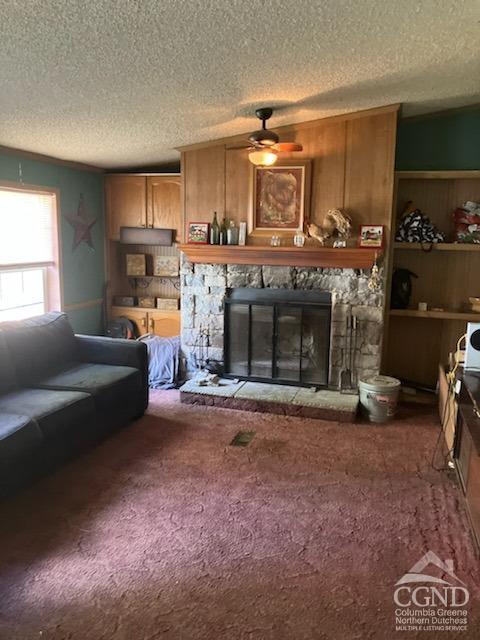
xmin=0 ymin=181 xmax=63 ymax=320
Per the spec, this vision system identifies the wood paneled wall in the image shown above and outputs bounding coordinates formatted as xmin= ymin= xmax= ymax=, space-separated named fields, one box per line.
xmin=179 ymin=105 xmax=399 ymax=246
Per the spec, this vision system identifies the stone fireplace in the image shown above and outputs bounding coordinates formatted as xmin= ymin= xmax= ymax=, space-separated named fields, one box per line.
xmin=180 ymin=255 xmax=384 ymax=388
xmin=225 ymin=288 xmax=331 ymax=387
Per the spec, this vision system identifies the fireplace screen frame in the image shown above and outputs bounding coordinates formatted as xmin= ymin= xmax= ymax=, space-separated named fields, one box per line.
xmin=224 ymin=288 xmax=331 ymax=388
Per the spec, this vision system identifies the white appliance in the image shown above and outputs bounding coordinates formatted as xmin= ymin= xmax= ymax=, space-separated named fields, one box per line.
xmin=464 ymin=323 xmax=480 ymax=371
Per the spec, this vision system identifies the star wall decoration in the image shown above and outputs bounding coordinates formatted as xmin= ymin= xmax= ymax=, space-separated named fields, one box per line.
xmin=65 ymin=193 xmax=97 ymax=251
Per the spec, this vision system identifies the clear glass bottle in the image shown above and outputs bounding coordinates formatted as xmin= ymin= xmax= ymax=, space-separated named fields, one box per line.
xmin=227 ymin=220 xmax=238 ymax=245
xmin=294 ymin=227 xmax=306 ymax=247
xmin=210 ymin=211 xmax=220 ymax=245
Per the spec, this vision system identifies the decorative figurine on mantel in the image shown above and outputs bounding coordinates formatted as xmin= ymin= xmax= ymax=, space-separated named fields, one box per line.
xmin=307 ymin=208 xmax=352 ymax=247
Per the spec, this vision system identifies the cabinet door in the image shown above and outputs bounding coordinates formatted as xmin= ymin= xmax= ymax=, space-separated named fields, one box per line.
xmin=105 ymin=176 xmax=147 ymax=240
xmin=147 ymin=311 xmax=180 ymax=337
xmin=110 ymin=307 xmax=148 ymax=336
xmin=147 ymin=176 xmax=182 ymax=240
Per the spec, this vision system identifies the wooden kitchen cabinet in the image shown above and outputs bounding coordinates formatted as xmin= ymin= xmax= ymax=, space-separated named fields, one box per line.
xmin=111 ymin=306 xmax=180 ymax=338
xmin=110 ymin=307 xmax=148 ymax=335
xmin=106 ymin=174 xmax=181 ymax=241
xmin=147 ymin=176 xmax=182 ymax=240
xmin=147 ymin=310 xmax=180 ymax=337
xmin=105 ymin=175 xmax=147 ymax=240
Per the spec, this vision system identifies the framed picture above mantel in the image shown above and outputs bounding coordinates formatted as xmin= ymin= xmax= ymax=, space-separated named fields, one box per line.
xmin=248 ymin=161 xmax=311 ymax=239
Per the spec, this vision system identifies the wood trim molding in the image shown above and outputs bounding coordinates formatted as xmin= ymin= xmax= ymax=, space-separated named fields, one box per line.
xmin=105 ymin=172 xmax=181 ymax=177
xmin=0 ymin=145 xmax=104 ymax=173
xmin=396 ymin=170 xmax=480 ymax=179
xmin=176 ymin=104 xmax=400 ymax=153
xmin=64 ymin=298 xmax=103 ymax=312
xmin=178 ymin=244 xmax=380 ymax=269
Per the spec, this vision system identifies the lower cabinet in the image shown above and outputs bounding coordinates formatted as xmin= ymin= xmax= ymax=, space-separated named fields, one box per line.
xmin=111 ymin=307 xmax=180 ymax=338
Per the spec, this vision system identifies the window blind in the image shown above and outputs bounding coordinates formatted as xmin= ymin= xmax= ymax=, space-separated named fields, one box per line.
xmin=0 ymin=188 xmax=55 ymax=265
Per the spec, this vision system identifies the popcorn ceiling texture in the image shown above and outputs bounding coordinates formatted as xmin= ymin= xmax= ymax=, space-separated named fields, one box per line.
xmin=180 ymin=257 xmax=384 ymax=387
xmin=0 ymin=0 xmax=479 ymax=168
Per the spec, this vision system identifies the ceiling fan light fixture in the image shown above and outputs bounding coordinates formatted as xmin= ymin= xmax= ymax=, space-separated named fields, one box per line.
xmin=248 ymin=148 xmax=278 ymax=166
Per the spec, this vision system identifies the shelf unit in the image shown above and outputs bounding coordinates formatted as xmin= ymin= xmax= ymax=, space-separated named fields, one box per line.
xmin=105 ymin=173 xmax=182 ymax=338
xmin=394 ymin=242 xmax=480 ymax=252
xmin=384 ymin=170 xmax=480 ymax=388
xmin=390 ymin=309 xmax=480 ymax=321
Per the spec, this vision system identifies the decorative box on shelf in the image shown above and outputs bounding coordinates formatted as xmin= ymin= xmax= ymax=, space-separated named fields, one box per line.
xmin=138 ymin=296 xmax=155 ymax=308
xmin=113 ymin=295 xmax=136 ymax=307
xmin=126 ymin=254 xmax=146 ymax=276
xmin=153 ymin=255 xmax=180 ymax=276
xmin=156 ymin=298 xmax=179 ymax=311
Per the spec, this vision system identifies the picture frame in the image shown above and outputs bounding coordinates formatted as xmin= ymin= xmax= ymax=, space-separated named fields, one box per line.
xmin=248 ymin=161 xmax=311 ymax=239
xmin=188 ymin=222 xmax=209 ymax=244
xmin=358 ymin=225 xmax=385 ymax=248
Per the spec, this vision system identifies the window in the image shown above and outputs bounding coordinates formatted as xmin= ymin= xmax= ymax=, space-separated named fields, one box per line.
xmin=0 ymin=185 xmax=61 ymax=321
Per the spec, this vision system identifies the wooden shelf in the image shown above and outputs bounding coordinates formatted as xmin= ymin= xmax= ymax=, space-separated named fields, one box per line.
xmin=394 ymin=242 xmax=480 ymax=252
xmin=390 ymin=309 xmax=480 ymax=321
xmin=396 ymin=170 xmax=480 ymax=180
xmin=178 ymin=244 xmax=380 ymax=269
xmin=112 ymin=305 xmax=180 ymax=313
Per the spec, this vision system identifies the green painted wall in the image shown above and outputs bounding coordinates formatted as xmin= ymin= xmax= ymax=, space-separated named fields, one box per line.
xmin=0 ymin=152 xmax=105 ymax=334
xmin=396 ymin=107 xmax=480 ymax=171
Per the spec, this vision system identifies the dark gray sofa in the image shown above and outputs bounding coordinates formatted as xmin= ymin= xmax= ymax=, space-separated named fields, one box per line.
xmin=0 ymin=312 xmax=148 ymax=495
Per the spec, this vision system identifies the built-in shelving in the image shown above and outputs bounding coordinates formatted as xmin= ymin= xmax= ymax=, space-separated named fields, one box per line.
xmin=385 ymin=169 xmax=480 ymax=388
xmin=394 ymin=242 xmax=480 ymax=252
xmin=390 ymin=309 xmax=480 ymax=321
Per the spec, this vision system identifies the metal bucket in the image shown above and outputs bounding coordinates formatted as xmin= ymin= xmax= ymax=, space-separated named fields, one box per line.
xmin=358 ymin=375 xmax=401 ymax=423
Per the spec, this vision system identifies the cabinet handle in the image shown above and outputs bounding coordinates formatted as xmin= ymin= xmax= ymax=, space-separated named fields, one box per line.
xmin=149 ymin=317 xmax=154 ymax=331
xmin=141 ymin=318 xmax=146 ymax=327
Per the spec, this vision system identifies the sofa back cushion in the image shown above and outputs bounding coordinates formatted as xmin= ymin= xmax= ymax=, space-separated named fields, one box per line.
xmin=1 ymin=312 xmax=79 ymax=385
xmin=0 ymin=332 xmax=17 ymax=395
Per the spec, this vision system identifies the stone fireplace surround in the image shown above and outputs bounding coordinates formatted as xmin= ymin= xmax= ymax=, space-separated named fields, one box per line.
xmin=180 ymin=254 xmax=384 ymax=388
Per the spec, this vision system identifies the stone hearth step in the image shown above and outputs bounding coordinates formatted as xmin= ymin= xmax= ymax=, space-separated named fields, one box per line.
xmin=179 ymin=379 xmax=358 ymax=422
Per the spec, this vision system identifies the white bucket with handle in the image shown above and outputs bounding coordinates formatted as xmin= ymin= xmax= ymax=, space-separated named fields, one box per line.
xmin=358 ymin=375 xmax=401 ymax=423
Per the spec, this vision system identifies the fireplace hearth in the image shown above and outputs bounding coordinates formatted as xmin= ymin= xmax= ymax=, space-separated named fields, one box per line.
xmin=224 ymin=289 xmax=331 ymax=387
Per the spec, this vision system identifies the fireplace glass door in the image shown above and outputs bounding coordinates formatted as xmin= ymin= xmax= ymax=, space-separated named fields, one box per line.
xmin=224 ymin=289 xmax=331 ymax=387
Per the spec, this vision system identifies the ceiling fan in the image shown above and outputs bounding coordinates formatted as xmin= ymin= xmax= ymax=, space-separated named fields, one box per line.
xmin=228 ymin=107 xmax=303 ymax=166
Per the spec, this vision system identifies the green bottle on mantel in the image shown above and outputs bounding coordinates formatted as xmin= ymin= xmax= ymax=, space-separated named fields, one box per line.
xmin=210 ymin=211 xmax=220 ymax=244
xmin=219 ymin=216 xmax=228 ymax=245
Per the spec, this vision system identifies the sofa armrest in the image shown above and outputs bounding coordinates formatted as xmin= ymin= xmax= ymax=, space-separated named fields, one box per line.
xmin=76 ymin=335 xmax=147 ymax=370
xmin=75 ymin=335 xmax=149 ymax=413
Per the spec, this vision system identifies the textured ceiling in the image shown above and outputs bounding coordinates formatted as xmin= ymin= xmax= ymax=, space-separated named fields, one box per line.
xmin=0 ymin=0 xmax=479 ymax=168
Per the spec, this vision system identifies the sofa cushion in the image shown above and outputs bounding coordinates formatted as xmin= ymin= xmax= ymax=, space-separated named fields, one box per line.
xmin=0 ymin=388 xmax=94 ymax=439
xmin=0 ymin=332 xmax=17 ymax=395
xmin=1 ymin=312 xmax=79 ymax=385
xmin=0 ymin=413 xmax=43 ymax=460
xmin=36 ymin=362 xmax=142 ymax=413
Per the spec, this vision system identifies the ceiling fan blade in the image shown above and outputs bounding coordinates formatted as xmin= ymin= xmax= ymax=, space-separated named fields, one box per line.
xmin=226 ymin=145 xmax=251 ymax=150
xmin=273 ymin=142 xmax=303 ymax=152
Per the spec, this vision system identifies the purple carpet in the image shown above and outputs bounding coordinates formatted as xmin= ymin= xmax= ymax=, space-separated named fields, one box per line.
xmin=1 ymin=390 xmax=479 ymax=639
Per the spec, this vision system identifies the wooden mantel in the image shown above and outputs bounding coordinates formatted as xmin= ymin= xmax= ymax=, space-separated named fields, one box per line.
xmin=178 ymin=244 xmax=380 ymax=269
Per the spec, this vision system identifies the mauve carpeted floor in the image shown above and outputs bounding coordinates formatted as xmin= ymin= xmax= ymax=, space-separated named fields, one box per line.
xmin=0 ymin=390 xmax=479 ymax=640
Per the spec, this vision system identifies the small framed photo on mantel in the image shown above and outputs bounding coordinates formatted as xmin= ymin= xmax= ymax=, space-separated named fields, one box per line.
xmin=188 ymin=222 xmax=209 ymax=244
xmin=358 ymin=225 xmax=384 ymax=248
